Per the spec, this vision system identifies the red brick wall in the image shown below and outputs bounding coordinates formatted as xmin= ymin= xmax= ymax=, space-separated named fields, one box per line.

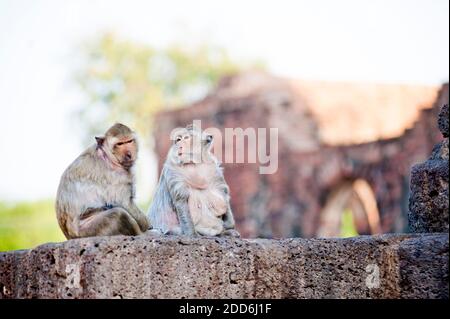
xmin=152 ymin=79 xmax=447 ymax=238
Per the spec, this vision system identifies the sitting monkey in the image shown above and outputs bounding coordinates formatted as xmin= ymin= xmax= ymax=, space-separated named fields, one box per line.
xmin=56 ymin=123 xmax=150 ymax=239
xmin=148 ymin=125 xmax=240 ymax=237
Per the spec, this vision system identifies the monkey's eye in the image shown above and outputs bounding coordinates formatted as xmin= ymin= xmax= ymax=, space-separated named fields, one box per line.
xmin=116 ymin=139 xmax=134 ymax=147
xmin=184 ymin=135 xmax=190 ymax=140
xmin=175 ymin=136 xmax=182 ymax=143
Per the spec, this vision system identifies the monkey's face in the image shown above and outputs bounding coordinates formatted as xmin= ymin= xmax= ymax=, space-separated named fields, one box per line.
xmin=110 ymin=136 xmax=138 ymax=169
xmin=97 ymin=134 xmax=138 ymax=170
xmin=170 ymin=128 xmax=213 ymax=165
xmin=96 ymin=123 xmax=139 ymax=170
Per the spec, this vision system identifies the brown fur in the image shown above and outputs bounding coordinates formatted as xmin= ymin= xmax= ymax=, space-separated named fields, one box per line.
xmin=56 ymin=123 xmax=150 ymax=239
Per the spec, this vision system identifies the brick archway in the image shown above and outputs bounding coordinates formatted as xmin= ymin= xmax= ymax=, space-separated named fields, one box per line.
xmin=316 ymin=179 xmax=381 ymax=237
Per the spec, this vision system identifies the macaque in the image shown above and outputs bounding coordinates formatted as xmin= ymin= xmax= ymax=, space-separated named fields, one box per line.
xmin=148 ymin=125 xmax=240 ymax=237
xmin=56 ymin=123 xmax=150 ymax=239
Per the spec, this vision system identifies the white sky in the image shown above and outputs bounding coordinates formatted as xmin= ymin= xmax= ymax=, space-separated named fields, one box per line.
xmin=0 ymin=0 xmax=448 ymax=201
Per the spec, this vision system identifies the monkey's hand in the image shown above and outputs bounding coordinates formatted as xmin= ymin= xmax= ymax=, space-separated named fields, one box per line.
xmin=222 ymin=217 xmax=235 ymax=230
xmin=220 ymin=229 xmax=241 ymax=238
xmin=184 ymin=223 xmax=199 ymax=237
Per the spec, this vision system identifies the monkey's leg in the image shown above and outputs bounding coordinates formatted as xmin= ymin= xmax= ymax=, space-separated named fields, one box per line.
xmin=78 ymin=207 xmax=142 ymax=238
xmin=125 ymin=202 xmax=150 ymax=232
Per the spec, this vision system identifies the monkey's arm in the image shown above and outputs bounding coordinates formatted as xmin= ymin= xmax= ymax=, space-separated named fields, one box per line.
xmin=216 ymin=174 xmax=238 ymax=231
xmin=221 ymin=200 xmax=240 ymax=237
xmin=222 ymin=190 xmax=236 ymax=230
xmin=165 ymin=169 xmax=198 ymax=236
xmin=172 ymin=197 xmax=197 ymax=236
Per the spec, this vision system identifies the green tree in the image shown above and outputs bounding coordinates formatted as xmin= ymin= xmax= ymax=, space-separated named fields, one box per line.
xmin=75 ymin=33 xmax=262 ymax=143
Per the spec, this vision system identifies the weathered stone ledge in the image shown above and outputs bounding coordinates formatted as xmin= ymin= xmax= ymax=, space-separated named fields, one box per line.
xmin=0 ymin=233 xmax=448 ymax=299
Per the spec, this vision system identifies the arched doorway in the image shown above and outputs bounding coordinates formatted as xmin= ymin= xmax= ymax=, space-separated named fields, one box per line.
xmin=316 ymin=179 xmax=381 ymax=238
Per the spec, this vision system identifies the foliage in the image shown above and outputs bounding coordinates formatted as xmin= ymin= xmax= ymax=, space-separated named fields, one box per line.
xmin=0 ymin=200 xmax=151 ymax=251
xmin=0 ymin=200 xmax=65 ymax=251
xmin=340 ymin=209 xmax=359 ymax=238
xmin=75 ymin=33 xmax=263 ymax=144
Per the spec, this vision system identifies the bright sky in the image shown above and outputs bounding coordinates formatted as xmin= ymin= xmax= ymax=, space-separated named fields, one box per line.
xmin=0 ymin=0 xmax=448 ymax=201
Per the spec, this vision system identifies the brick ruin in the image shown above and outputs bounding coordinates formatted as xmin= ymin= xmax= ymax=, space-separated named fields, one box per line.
xmin=153 ymin=72 xmax=447 ymax=238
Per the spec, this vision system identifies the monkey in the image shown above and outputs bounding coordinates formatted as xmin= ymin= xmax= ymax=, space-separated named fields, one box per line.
xmin=147 ymin=125 xmax=240 ymax=237
xmin=56 ymin=123 xmax=150 ymax=239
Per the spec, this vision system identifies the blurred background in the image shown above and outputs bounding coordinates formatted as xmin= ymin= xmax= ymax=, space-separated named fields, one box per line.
xmin=0 ymin=0 xmax=448 ymax=250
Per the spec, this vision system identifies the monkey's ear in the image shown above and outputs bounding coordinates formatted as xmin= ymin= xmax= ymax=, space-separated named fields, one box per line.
xmin=95 ymin=136 xmax=105 ymax=146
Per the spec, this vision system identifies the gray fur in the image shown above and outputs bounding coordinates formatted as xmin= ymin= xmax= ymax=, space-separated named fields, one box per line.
xmin=147 ymin=126 xmax=239 ymax=237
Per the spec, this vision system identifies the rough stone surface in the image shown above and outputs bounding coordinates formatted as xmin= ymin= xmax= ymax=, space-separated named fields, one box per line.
xmin=438 ymin=104 xmax=449 ymax=137
xmin=153 ymin=73 xmax=448 ymax=238
xmin=0 ymin=233 xmax=448 ymax=299
xmin=408 ymin=147 xmax=449 ymax=233
xmin=408 ymin=100 xmax=449 ymax=233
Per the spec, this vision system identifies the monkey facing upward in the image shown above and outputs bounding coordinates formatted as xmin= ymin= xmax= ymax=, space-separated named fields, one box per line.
xmin=56 ymin=123 xmax=150 ymax=239
xmin=148 ymin=125 xmax=240 ymax=237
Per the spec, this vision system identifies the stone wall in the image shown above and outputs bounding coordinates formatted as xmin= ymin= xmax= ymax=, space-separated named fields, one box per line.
xmin=409 ymin=103 xmax=449 ymax=232
xmin=0 ymin=233 xmax=447 ymax=299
